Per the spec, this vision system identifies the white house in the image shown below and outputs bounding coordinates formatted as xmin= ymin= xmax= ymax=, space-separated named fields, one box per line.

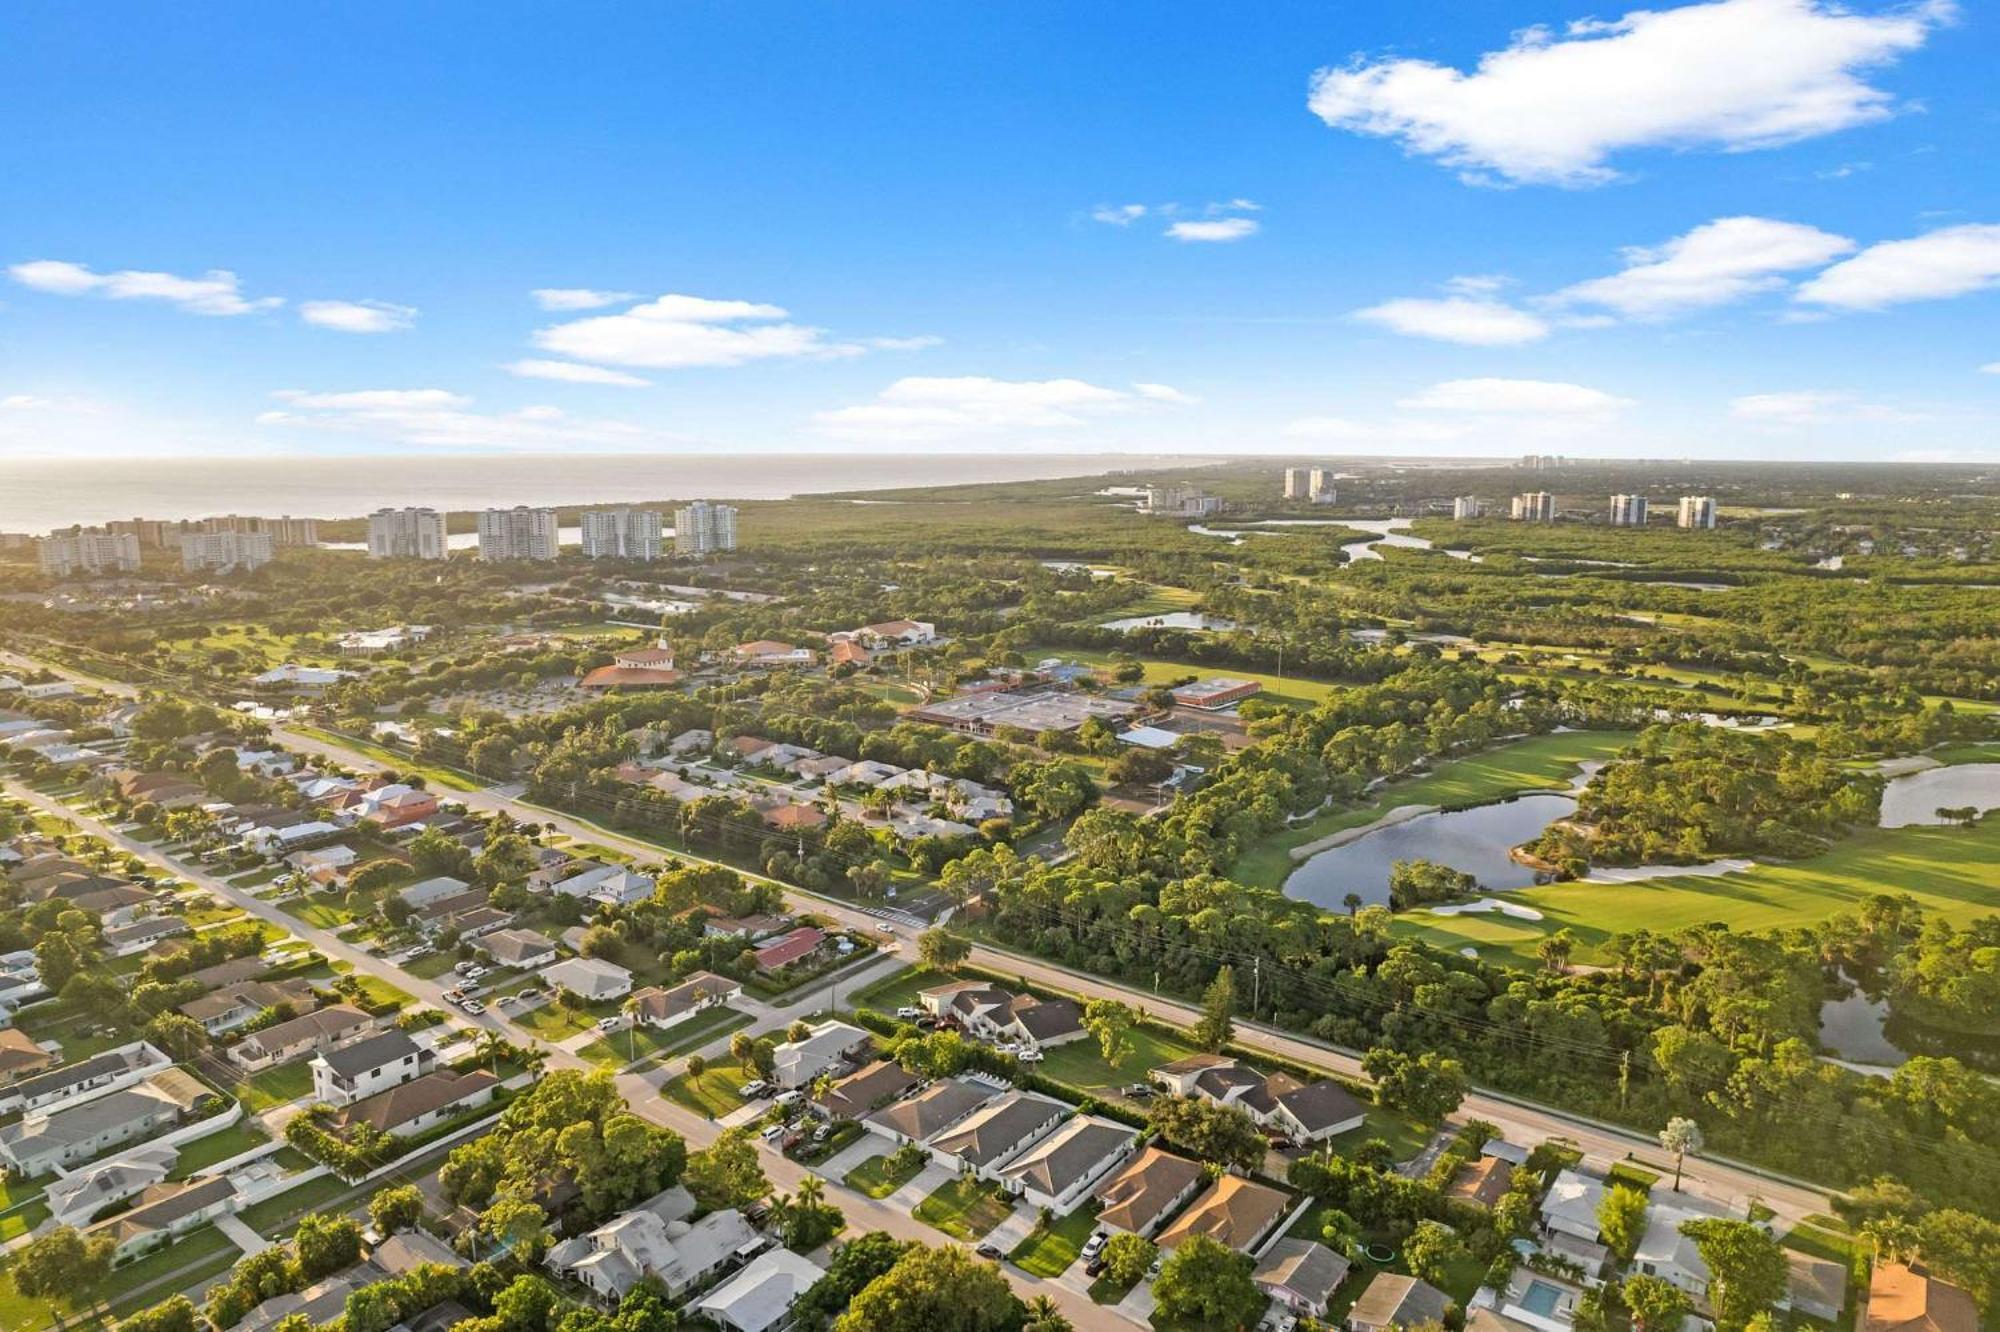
xmin=996 ymin=1114 xmax=1134 ymax=1214
xmin=695 ymin=1247 xmax=825 ymax=1332
xmin=550 ymin=1199 xmax=759 ymax=1301
xmin=629 ymin=972 xmax=741 ymax=1030
xmin=1540 ymin=1169 xmax=1607 ymax=1243
xmin=771 ymin=1020 xmax=870 ymax=1089
xmin=480 ymin=929 xmax=559 ymax=970
xmin=340 ymin=1069 xmax=497 ymax=1138
xmin=228 ymin=1006 xmax=375 ymax=1073
xmin=310 ymin=1030 xmax=434 ymax=1107
xmin=46 ymin=1144 xmax=178 ymax=1228
xmin=543 ymin=957 xmax=635 ymax=1002
xmin=398 ymin=875 xmax=471 ymax=910
xmin=1633 ymin=1203 xmax=1718 ymax=1300
xmin=548 ymin=863 xmax=656 ymax=907
xmin=927 ymin=1089 xmax=1069 ymax=1180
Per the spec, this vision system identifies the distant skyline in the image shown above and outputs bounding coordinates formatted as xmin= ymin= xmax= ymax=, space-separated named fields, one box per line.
xmin=2 ymin=1 xmax=1996 ymax=463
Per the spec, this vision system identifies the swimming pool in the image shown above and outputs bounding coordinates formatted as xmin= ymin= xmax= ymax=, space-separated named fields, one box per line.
xmin=1518 ymin=1280 xmax=1566 ymax=1319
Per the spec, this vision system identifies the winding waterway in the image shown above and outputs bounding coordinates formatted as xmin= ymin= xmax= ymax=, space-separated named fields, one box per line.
xmin=1281 ymin=793 xmax=1576 ymax=911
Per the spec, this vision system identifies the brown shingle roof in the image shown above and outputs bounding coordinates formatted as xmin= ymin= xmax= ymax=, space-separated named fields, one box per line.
xmin=340 ymin=1070 xmax=496 ymax=1133
xmin=1866 ymin=1264 xmax=1979 ymax=1332
xmin=1156 ymin=1175 xmax=1290 ymax=1253
xmin=1094 ymin=1146 xmax=1205 ymax=1235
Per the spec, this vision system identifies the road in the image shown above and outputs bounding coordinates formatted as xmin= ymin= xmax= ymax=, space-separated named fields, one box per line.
xmin=9 ymin=646 xmax=1835 ymax=1223
xmin=6 ymin=779 xmax=1131 ymax=1331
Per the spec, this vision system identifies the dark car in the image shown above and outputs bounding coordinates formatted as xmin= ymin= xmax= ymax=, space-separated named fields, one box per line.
xmin=974 ymin=1242 xmax=1003 ymax=1261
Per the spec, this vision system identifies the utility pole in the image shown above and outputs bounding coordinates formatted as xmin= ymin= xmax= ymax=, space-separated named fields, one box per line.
xmin=1252 ymin=957 xmax=1261 ymax=1016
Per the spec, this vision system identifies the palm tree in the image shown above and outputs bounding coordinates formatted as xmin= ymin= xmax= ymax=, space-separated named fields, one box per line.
xmin=1658 ymin=1117 xmax=1703 ymax=1191
xmin=622 ymin=997 xmax=641 ymax=1063
xmin=474 ymin=1030 xmax=513 ymax=1077
xmin=1343 ymin=892 xmax=1363 ymax=916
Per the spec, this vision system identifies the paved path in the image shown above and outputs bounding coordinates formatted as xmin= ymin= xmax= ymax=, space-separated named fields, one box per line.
xmin=814 ymin=1136 xmax=881 ymax=1182
xmin=982 ymin=1199 xmax=1040 ymax=1253
xmin=213 ymin=1212 xmax=272 ymax=1257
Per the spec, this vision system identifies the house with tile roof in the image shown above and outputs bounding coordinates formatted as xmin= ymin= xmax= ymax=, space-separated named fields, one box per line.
xmin=811 ymin=1060 xmax=918 ymax=1123
xmin=229 ymin=1005 xmax=375 ymax=1072
xmin=339 ymin=1069 xmax=497 ymax=1137
xmin=86 ymin=1175 xmax=237 ymax=1262
xmin=1094 ymin=1145 xmax=1207 ymax=1238
xmin=864 ymin=1077 xmax=996 ymax=1147
xmin=1350 ymin=1273 xmax=1453 ymax=1332
xmin=47 ymin=1144 xmax=177 ymax=1228
xmin=1863 ymin=1263 xmax=1978 ymax=1332
xmin=1155 ymin=1174 xmax=1291 ymax=1254
xmin=629 ymin=972 xmax=742 ymax=1030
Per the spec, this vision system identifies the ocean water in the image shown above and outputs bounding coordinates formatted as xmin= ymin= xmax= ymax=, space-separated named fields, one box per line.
xmin=0 ymin=452 xmax=1211 ymax=530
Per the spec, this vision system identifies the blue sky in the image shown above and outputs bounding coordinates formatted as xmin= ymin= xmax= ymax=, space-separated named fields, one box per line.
xmin=2 ymin=0 xmax=1996 ymax=461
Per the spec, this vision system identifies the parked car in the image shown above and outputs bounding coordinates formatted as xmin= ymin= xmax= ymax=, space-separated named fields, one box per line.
xmin=974 ymin=1243 xmax=1003 ymax=1261
xmin=774 ymin=1090 xmax=803 ymax=1110
xmin=759 ymin=1123 xmax=788 ymax=1145
xmin=1122 ymin=1083 xmax=1154 ymax=1098
xmin=811 ymin=1124 xmax=833 ymax=1144
xmin=1080 ymin=1232 xmax=1108 ymax=1263
xmin=895 ymin=1005 xmax=924 ymax=1020
xmin=595 ymin=1015 xmax=622 ymax=1032
xmin=1016 ymin=1048 xmax=1044 ymax=1063
xmin=460 ymin=998 xmax=486 ymax=1015
xmin=464 ymin=965 xmax=488 ymax=980
xmin=454 ymin=961 xmax=476 ymax=975
xmin=740 ymin=1079 xmax=771 ymax=1098
xmin=516 ymin=987 xmax=542 ymax=1002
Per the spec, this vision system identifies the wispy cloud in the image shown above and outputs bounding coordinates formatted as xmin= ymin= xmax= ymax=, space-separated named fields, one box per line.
xmin=8 ymin=259 xmax=281 ymax=316
xmin=1399 ymin=377 xmax=1633 ymax=414
xmin=1730 ymin=389 xmax=1927 ymax=425
xmin=1308 ymin=0 xmax=1952 ymax=187
xmin=1091 ymin=204 xmax=1148 ymax=226
xmin=1166 ymin=217 xmax=1259 ymax=243
xmin=1794 ymin=223 xmax=2000 ymax=309
xmin=1355 ymin=294 xmax=1550 ymax=345
xmin=531 ymin=287 xmax=639 ymax=311
xmin=530 ymin=292 xmax=871 ymax=370
xmin=259 ymin=387 xmax=684 ymax=450
xmin=503 ymin=359 xmax=652 ymax=387
xmin=1550 ymin=216 xmax=1855 ymax=318
xmin=299 ymin=299 xmax=417 ymax=333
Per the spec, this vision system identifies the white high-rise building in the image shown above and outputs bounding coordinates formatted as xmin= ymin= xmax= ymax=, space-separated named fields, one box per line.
xmin=366 ymin=507 xmax=449 ymax=561
xmin=580 ymin=508 xmax=663 ymax=561
xmin=1283 ymin=468 xmax=1308 ymax=500
xmin=674 ymin=501 xmax=738 ymax=555
xmin=1510 ymin=492 xmax=1555 ymax=522
xmin=1677 ymin=496 xmax=1717 ymax=530
xmin=38 ymin=529 xmax=141 ymax=577
xmin=180 ymin=530 xmax=275 ymax=573
xmin=476 ymin=506 xmax=560 ymax=562
xmin=1452 ymin=496 xmax=1482 ymax=520
xmin=1609 ymin=494 xmax=1649 ymax=527
xmin=1308 ymin=467 xmax=1335 ymax=505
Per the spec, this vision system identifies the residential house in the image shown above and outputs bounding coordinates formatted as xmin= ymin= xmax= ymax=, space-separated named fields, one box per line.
xmin=695 ymin=1247 xmax=825 ymax=1332
xmin=103 ymin=915 xmax=191 ymax=957
xmin=753 ymin=926 xmax=826 ymax=973
xmin=730 ymin=641 xmax=815 ymax=669
xmin=550 ymin=1200 xmax=758 ymax=1300
xmin=179 ymin=978 xmax=318 ymax=1036
xmin=772 ymin=1020 xmax=870 ymax=1089
xmin=1150 ymin=1054 xmax=1366 ymax=1144
xmin=1254 ymin=1239 xmax=1352 ymax=1321
xmin=112 ymin=771 xmax=208 ymax=810
xmin=0 ymin=1042 xmax=170 ymax=1116
xmin=1863 ymin=1263 xmax=1976 ymax=1332
xmin=46 ymin=1144 xmax=178 ymax=1227
xmin=543 ymin=957 xmax=635 ymax=1003
xmin=229 ymin=1006 xmax=374 ymax=1072
xmin=927 ymin=1090 xmax=1069 ymax=1179
xmin=1785 ymin=1253 xmax=1849 ymax=1323
xmin=865 ymin=1077 xmax=996 ymax=1147
xmin=73 ymin=883 xmax=160 ymax=926
xmin=812 ymin=1060 xmax=918 ymax=1123
xmin=86 ymin=1176 xmax=237 ymax=1263
xmin=0 ymin=1028 xmax=56 ymax=1086
xmin=828 ymin=759 xmax=901 ymax=788
xmin=995 ymin=1114 xmax=1134 ymax=1214
xmin=629 ymin=972 xmax=741 ymax=1031
xmin=372 ymin=1229 xmax=466 ymax=1276
xmin=1349 ymin=1274 xmax=1453 ymax=1332
xmin=1155 ymin=1174 xmax=1291 ymax=1254
xmin=1540 ymin=1170 xmax=1607 ymax=1243
xmin=1094 ymin=1145 xmax=1207 ymax=1239
xmin=703 ymin=912 xmax=792 ymax=941
xmin=1493 ymin=1269 xmax=1585 ymax=1331
xmin=0 ymin=1070 xmax=208 ymax=1175
xmin=399 ymin=876 xmax=472 ymax=910
xmin=479 ymin=929 xmax=559 ymax=970
xmin=287 ymin=844 xmax=359 ymax=883
xmin=311 ymin=1030 xmax=434 ymax=1106
xmin=361 ymin=785 xmax=439 ymax=829
xmin=1446 ymin=1156 xmax=1515 ymax=1210
xmin=187 ymin=956 xmax=271 ymax=989
xmin=339 ymin=1069 xmax=497 ymax=1138
xmin=1632 ymin=1204 xmax=1717 ymax=1300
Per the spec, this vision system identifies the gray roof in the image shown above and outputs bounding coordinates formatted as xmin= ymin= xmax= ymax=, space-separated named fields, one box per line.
xmin=9 ymin=1047 xmax=144 ymax=1102
xmin=318 ymin=1029 xmax=420 ymax=1078
xmin=929 ymin=1091 xmax=1067 ymax=1168
xmin=867 ymin=1077 xmax=994 ymax=1141
xmin=1255 ymin=1239 xmax=1353 ymax=1305
xmin=1351 ymin=1273 xmax=1452 ymax=1330
xmin=998 ymin=1115 xmax=1131 ymax=1195
xmin=1 ymin=1082 xmax=187 ymax=1155
xmin=1276 ymin=1079 xmax=1369 ymax=1133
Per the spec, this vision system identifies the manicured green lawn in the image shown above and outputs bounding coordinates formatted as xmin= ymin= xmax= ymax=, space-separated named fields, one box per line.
xmin=1234 ymin=730 xmax=1639 ymax=889
xmin=167 ymin=1121 xmax=272 ymax=1178
xmin=282 ymin=895 xmax=355 ymax=929
xmin=233 ymin=1060 xmax=315 ymax=1112
xmin=844 ymin=1151 xmax=926 ymax=1199
xmin=1089 ymin=1272 xmax=1139 ymax=1304
xmin=289 ymin=725 xmax=484 ymax=792
xmin=1323 ymin=1104 xmax=1434 ymax=1166
xmin=513 ymin=996 xmax=619 ymax=1041
xmin=0 ymin=1197 xmax=50 ymax=1242
xmin=404 ymin=950 xmax=461 ymax=979
xmin=576 ymin=1006 xmax=753 ymax=1069
xmin=1607 ymin=1161 xmax=1661 ymax=1192
xmin=1023 ymin=642 xmax=1344 ymax=709
xmin=913 ymin=1176 xmax=1015 ymax=1240
xmin=661 ymin=1067 xmax=753 ymax=1118
xmin=1035 ymin=1023 xmax=1203 ymax=1096
xmin=1395 ymin=814 xmax=2000 ymax=969
xmin=0 ymin=1225 xmax=238 ymax=1330
xmin=238 ymin=1174 xmax=354 ymax=1233
xmin=227 ymin=865 xmax=284 ymax=888
xmin=1009 ymin=1203 xmax=1101 ymax=1276
xmin=851 ymin=964 xmax=941 ymax=1014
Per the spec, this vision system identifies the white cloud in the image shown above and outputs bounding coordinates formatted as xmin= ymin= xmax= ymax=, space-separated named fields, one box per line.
xmin=1794 ymin=222 xmax=2000 ymax=309
xmin=1165 ymin=217 xmax=1259 ymax=243
xmin=7 ymin=259 xmax=281 ymax=316
xmin=1134 ymin=382 xmax=1200 ymax=404
xmin=1729 ymin=389 xmax=1925 ymax=425
xmin=532 ymin=287 xmax=639 ymax=310
xmin=864 ymin=335 xmax=944 ymax=351
xmin=1355 ymin=295 xmax=1551 ymax=345
xmin=1980 ymin=361 xmax=2000 ymax=374
xmin=1 ymin=393 xmax=101 ymax=414
xmin=503 ymin=359 xmax=652 ymax=388
xmin=531 ymin=292 xmax=862 ymax=369
xmin=814 ymin=376 xmax=1189 ymax=443
xmin=299 ymin=299 xmax=417 ymax=334
xmin=1551 ymin=216 xmax=1855 ymax=318
xmin=1307 ymin=0 xmax=1949 ymax=187
xmin=1091 ymin=204 xmax=1148 ymax=226
xmin=1399 ymin=377 xmax=1634 ymax=414
xmin=260 ymin=387 xmax=682 ymax=451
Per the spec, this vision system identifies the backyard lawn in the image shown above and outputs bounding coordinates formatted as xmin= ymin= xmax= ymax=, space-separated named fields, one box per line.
xmin=1034 ymin=1022 xmax=1202 ymax=1096
xmin=1233 ymin=729 xmax=1639 ymax=889
xmin=844 ymin=1150 xmax=926 ymax=1199
xmin=913 ymin=1176 xmax=1015 ymax=1241
xmin=1394 ymin=813 xmax=2000 ymax=969
xmin=238 ymin=1173 xmax=355 ymax=1233
xmin=167 ymin=1121 xmax=272 ymax=1178
xmin=576 ymin=1006 xmax=753 ymax=1070
xmin=1008 ymin=1204 xmax=1102 ymax=1277
xmin=233 ymin=1060 xmax=315 ymax=1112
xmin=1324 ymin=1104 xmax=1436 ymax=1166
xmin=661 ymin=1067 xmax=754 ymax=1118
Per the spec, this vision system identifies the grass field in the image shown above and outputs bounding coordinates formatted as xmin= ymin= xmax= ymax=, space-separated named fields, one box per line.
xmin=913 ymin=1176 xmax=1014 ymax=1240
xmin=288 ymin=725 xmax=485 ymax=792
xmin=1234 ymin=729 xmax=1640 ymax=889
xmin=844 ymin=1151 xmax=927 ymax=1199
xmin=1034 ymin=1023 xmax=1202 ymax=1096
xmin=1023 ymin=642 xmax=1344 ymax=709
xmin=232 ymin=1060 xmax=315 ymax=1112
xmin=167 ymin=1121 xmax=271 ymax=1178
xmin=575 ymin=1006 xmax=753 ymax=1069
xmin=0 ymin=1224 xmax=239 ymax=1331
xmin=661 ymin=1066 xmax=755 ymax=1118
xmin=238 ymin=1173 xmax=355 ymax=1232
xmin=1395 ymin=814 xmax=2000 ymax=969
xmin=281 ymin=895 xmax=355 ymax=929
xmin=1009 ymin=1204 xmax=1101 ymax=1276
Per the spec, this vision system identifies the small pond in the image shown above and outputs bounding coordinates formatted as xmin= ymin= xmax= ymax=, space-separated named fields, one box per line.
xmin=1878 ymin=763 xmax=2000 ymax=828
xmin=1098 ymin=611 xmax=1240 ymax=632
xmin=1282 ymin=792 xmax=1575 ymax=911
